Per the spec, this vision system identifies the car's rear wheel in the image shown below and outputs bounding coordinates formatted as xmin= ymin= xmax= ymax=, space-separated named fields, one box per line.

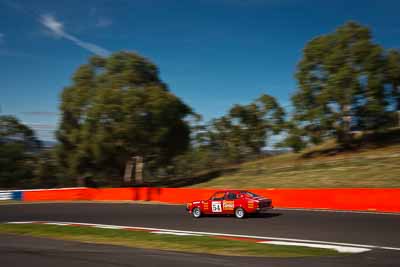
xmin=235 ymin=207 xmax=245 ymax=219
xmin=192 ymin=207 xmax=201 ymax=218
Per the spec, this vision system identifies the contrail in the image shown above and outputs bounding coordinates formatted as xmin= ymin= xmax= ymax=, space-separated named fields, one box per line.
xmin=40 ymin=14 xmax=110 ymax=57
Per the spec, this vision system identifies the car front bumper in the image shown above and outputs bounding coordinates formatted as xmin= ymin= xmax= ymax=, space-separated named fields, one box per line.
xmin=256 ymin=206 xmax=274 ymax=212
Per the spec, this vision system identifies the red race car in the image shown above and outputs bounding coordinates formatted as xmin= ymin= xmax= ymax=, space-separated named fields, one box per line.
xmin=186 ymin=190 xmax=273 ymax=219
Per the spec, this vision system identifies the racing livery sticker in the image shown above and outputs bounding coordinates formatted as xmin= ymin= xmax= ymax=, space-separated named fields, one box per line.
xmin=211 ymin=201 xmax=222 ymax=212
xmin=248 ymin=201 xmax=254 ymax=209
xmin=223 ymin=200 xmax=234 ymax=210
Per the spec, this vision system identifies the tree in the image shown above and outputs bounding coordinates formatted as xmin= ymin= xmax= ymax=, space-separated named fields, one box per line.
xmin=34 ymin=149 xmax=59 ymax=188
xmin=56 ymin=52 xmax=192 ymax=185
xmin=207 ymin=94 xmax=285 ymax=162
xmin=292 ymin=22 xmax=390 ymax=146
xmin=276 ymin=121 xmax=307 ymax=153
xmin=0 ymin=116 xmax=41 ymax=188
xmin=387 ymin=49 xmax=400 ymax=126
xmin=170 ymin=93 xmax=286 ymax=179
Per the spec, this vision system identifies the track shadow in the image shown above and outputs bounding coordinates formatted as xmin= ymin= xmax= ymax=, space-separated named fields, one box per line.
xmin=248 ymin=212 xmax=283 ymax=219
xmin=198 ymin=212 xmax=282 ymax=219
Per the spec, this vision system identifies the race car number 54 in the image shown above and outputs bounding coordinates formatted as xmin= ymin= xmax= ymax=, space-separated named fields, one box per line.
xmin=211 ymin=201 xmax=222 ymax=212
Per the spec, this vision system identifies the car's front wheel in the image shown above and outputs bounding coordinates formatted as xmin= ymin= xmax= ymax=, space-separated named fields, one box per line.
xmin=235 ymin=207 xmax=245 ymax=219
xmin=192 ymin=207 xmax=201 ymax=218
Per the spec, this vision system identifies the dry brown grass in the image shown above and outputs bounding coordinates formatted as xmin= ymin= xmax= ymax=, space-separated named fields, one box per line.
xmin=191 ymin=139 xmax=400 ymax=189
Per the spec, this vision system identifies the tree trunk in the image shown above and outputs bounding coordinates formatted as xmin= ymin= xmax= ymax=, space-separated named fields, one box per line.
xmin=397 ymin=110 xmax=400 ymax=128
xmin=397 ymin=85 xmax=400 ymax=127
xmin=396 ymin=84 xmax=400 ymax=112
xmin=135 ymin=156 xmax=144 ymax=185
xmin=123 ymin=157 xmax=135 ymax=185
xmin=339 ymin=105 xmax=352 ymax=147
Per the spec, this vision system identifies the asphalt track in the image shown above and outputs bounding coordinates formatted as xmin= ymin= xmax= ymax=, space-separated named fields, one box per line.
xmin=1 ymin=202 xmax=400 ymax=266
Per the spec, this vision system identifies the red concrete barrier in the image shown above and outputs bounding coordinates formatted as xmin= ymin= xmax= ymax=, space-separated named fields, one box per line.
xmin=250 ymin=188 xmax=400 ymax=213
xmin=87 ymin=188 xmax=135 ymax=201
xmin=22 ymin=187 xmax=400 ymax=213
xmin=23 ymin=188 xmax=88 ymax=201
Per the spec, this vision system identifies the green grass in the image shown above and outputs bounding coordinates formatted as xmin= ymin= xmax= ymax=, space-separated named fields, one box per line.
xmin=0 ymin=223 xmax=340 ymax=257
xmin=0 ymin=200 xmax=20 ymax=205
xmin=190 ymin=142 xmax=400 ymax=189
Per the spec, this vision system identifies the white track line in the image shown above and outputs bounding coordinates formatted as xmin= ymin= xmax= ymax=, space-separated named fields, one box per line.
xmin=260 ymin=241 xmax=370 ymax=253
xmin=42 ymin=222 xmax=72 ymax=226
xmin=6 ymin=221 xmax=400 ymax=252
xmin=151 ymin=231 xmax=202 ymax=236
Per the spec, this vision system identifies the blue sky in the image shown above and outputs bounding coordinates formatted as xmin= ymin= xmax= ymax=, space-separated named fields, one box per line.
xmin=1 ymin=0 xmax=400 ymax=140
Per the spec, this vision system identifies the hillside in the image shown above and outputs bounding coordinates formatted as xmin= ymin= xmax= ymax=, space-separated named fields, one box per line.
xmin=189 ymin=130 xmax=400 ymax=189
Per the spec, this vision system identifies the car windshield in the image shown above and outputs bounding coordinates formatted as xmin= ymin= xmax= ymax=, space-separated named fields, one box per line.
xmin=241 ymin=191 xmax=261 ymax=198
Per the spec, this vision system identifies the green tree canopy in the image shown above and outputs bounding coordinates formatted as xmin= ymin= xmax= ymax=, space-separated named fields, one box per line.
xmin=292 ymin=22 xmax=391 ymax=145
xmin=56 ymin=52 xmax=192 ymax=182
xmin=0 ymin=116 xmax=40 ymax=188
xmin=206 ymin=94 xmax=285 ymax=162
xmin=387 ymin=49 xmax=400 ymax=111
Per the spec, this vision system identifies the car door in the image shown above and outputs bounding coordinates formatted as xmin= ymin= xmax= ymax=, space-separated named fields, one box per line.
xmin=222 ymin=192 xmax=237 ymax=214
xmin=208 ymin=192 xmax=225 ymax=214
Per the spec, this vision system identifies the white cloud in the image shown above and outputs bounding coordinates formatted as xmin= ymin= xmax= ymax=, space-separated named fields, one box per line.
xmin=40 ymin=15 xmax=63 ymax=36
xmin=40 ymin=14 xmax=110 ymax=57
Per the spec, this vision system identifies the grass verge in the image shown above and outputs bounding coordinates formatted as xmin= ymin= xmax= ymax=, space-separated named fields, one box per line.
xmin=0 ymin=223 xmax=339 ymax=257
xmin=0 ymin=200 xmax=20 ymax=205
